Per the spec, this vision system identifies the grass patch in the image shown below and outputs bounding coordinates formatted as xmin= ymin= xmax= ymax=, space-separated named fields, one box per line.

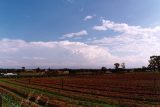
xmin=1 ymin=94 xmax=21 ymax=107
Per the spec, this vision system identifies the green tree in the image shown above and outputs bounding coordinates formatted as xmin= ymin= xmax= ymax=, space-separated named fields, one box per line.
xmin=101 ymin=67 xmax=107 ymax=73
xmin=21 ymin=67 xmax=25 ymax=72
xmin=148 ymin=55 xmax=160 ymax=71
xmin=114 ymin=63 xmax=120 ymax=69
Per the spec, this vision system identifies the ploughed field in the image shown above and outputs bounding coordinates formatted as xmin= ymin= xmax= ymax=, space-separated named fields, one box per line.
xmin=0 ymin=72 xmax=160 ymax=107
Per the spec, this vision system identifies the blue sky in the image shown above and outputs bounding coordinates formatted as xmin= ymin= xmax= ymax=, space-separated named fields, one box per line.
xmin=1 ymin=0 xmax=160 ymax=41
xmin=0 ymin=0 xmax=160 ymax=68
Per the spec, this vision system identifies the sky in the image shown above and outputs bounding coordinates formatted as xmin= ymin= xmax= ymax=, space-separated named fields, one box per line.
xmin=0 ymin=0 xmax=160 ymax=68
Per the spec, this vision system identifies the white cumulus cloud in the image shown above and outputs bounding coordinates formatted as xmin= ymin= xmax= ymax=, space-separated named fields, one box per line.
xmin=62 ymin=30 xmax=88 ymax=39
xmin=93 ymin=19 xmax=141 ymax=33
xmin=1 ymin=19 xmax=160 ymax=68
xmin=90 ymin=19 xmax=160 ymax=67
xmin=84 ymin=15 xmax=95 ymax=21
xmin=0 ymin=38 xmax=116 ymax=68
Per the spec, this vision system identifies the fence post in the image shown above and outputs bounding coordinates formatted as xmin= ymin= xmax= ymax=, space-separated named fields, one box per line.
xmin=61 ymin=78 xmax=64 ymax=89
xmin=0 ymin=95 xmax=2 ymax=107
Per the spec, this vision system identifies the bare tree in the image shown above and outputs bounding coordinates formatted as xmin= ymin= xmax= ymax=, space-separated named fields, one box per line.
xmin=121 ymin=63 xmax=125 ymax=69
